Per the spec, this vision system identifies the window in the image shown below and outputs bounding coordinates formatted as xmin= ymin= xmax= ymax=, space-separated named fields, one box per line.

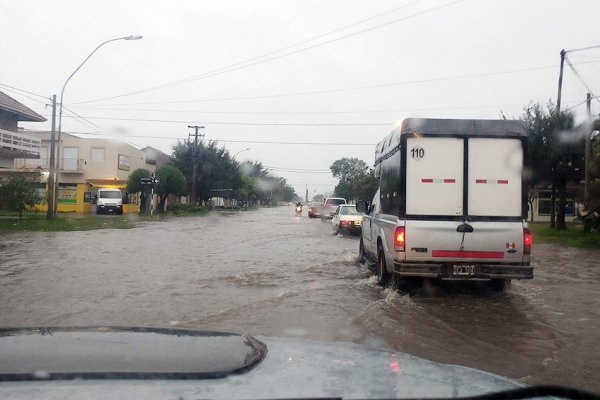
xmin=62 ymin=147 xmax=79 ymax=171
xmin=91 ymin=148 xmax=105 ymax=162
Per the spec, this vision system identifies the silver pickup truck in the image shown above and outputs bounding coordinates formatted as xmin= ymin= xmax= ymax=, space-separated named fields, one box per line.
xmin=357 ymin=118 xmax=533 ymax=292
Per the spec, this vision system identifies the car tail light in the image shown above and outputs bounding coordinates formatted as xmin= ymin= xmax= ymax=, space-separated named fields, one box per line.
xmin=340 ymin=220 xmax=349 ymax=225
xmin=523 ymin=228 xmax=532 ymax=254
xmin=394 ymin=227 xmax=405 ymax=252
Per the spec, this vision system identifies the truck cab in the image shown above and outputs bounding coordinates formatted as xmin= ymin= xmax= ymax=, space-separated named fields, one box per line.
xmin=357 ymin=118 xmax=533 ymax=291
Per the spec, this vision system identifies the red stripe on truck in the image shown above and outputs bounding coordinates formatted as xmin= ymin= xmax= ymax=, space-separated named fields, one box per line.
xmin=443 ymin=179 xmax=456 ymax=183
xmin=476 ymin=179 xmax=487 ymax=184
xmin=497 ymin=180 xmax=509 ymax=184
xmin=432 ymin=250 xmax=505 ymax=259
xmin=421 ymin=179 xmax=433 ymax=183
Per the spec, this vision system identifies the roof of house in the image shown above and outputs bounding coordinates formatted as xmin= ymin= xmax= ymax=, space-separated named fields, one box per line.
xmin=0 ymin=91 xmax=46 ymax=122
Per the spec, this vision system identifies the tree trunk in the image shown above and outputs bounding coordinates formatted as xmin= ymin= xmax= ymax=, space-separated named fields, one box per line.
xmin=556 ymin=180 xmax=568 ymax=230
xmin=19 ymin=208 xmax=22 ymax=221
xmin=550 ymin=180 xmax=556 ymax=228
xmin=159 ymin=195 xmax=167 ymax=213
xmin=528 ymin=199 xmax=534 ymax=222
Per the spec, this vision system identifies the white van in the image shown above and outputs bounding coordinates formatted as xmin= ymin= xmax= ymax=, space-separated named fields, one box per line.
xmin=357 ymin=118 xmax=532 ymax=291
xmin=96 ymin=188 xmax=123 ymax=215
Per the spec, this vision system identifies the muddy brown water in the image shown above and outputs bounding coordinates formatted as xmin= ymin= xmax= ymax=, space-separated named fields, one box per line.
xmin=1 ymin=207 xmax=598 ymax=392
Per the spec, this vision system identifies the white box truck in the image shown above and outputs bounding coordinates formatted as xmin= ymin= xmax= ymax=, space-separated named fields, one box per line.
xmin=96 ymin=188 xmax=123 ymax=215
xmin=357 ymin=118 xmax=532 ymax=291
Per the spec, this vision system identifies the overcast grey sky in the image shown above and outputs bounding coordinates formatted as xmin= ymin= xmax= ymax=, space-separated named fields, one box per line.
xmin=1 ymin=0 xmax=599 ymax=197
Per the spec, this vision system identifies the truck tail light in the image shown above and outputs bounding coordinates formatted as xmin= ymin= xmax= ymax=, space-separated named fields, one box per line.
xmin=523 ymin=228 xmax=532 ymax=254
xmin=394 ymin=227 xmax=405 ymax=252
xmin=340 ymin=220 xmax=349 ymax=225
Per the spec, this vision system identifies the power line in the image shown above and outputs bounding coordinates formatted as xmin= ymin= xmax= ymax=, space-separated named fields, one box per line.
xmin=566 ymin=44 xmax=600 ymax=54
xmin=564 ymin=95 xmax=600 ymax=112
xmin=66 ymin=0 xmax=428 ymax=104
xmin=0 ymin=83 xmax=49 ymax=100
xmin=71 ymin=0 xmax=466 ymax=105
xmin=265 ymin=168 xmax=332 ymax=174
xmin=71 ymin=103 xmax=528 ymax=114
xmin=565 ymin=55 xmax=600 ymax=106
xmin=0 ymin=83 xmax=102 ymax=131
xmin=62 ymin=105 xmax=103 ymax=131
xmin=70 ymin=132 xmax=376 ymax=146
xmin=68 ymin=61 xmax=600 ymax=107
xmin=0 ymin=86 xmax=51 ymax=107
xmin=52 ymin=114 xmax=392 ymax=126
xmin=264 ymin=165 xmax=331 ymax=172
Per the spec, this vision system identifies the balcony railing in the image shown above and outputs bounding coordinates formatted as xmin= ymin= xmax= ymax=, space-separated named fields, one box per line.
xmin=14 ymin=157 xmax=85 ymax=173
xmin=0 ymin=129 xmax=41 ymax=159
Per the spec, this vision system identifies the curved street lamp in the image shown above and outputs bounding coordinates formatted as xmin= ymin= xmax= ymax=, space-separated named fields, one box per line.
xmin=233 ymin=148 xmax=251 ymax=160
xmin=52 ymin=35 xmax=143 ymax=214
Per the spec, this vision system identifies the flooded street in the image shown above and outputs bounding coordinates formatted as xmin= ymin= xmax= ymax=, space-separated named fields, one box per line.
xmin=1 ymin=207 xmax=599 ymax=392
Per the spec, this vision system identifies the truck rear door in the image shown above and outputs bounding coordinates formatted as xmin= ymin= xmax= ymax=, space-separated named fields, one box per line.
xmin=463 ymin=138 xmax=525 ymax=263
xmin=403 ymin=136 xmax=525 ymax=264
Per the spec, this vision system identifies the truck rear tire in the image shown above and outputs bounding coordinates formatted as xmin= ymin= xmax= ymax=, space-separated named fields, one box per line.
xmin=377 ymin=244 xmax=390 ymax=287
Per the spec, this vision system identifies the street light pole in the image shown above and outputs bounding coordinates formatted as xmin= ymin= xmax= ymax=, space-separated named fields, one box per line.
xmin=233 ymin=148 xmax=250 ymax=160
xmin=53 ymin=35 xmax=143 ymax=213
xmin=46 ymin=94 xmax=57 ymax=219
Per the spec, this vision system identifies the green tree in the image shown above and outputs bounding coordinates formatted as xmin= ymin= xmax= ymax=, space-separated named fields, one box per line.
xmin=330 ymin=157 xmax=376 ymax=201
xmin=521 ymin=101 xmax=581 ymax=230
xmin=330 ymin=158 xmax=369 ymax=183
xmin=171 ymin=140 xmax=242 ymax=202
xmin=155 ymin=165 xmax=187 ymax=212
xmin=126 ymin=168 xmax=152 ymax=194
xmin=0 ymin=172 xmax=44 ymax=220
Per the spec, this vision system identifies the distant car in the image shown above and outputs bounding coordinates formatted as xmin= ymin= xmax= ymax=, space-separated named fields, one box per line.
xmin=332 ymin=204 xmax=362 ymax=235
xmin=307 ymin=202 xmax=322 ymax=218
xmin=320 ymin=197 xmax=347 ymax=220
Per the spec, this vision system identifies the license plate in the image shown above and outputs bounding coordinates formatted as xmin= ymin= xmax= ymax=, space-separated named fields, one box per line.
xmin=452 ymin=264 xmax=475 ymax=276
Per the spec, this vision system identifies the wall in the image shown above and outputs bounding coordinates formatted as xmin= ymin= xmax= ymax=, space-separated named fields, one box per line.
xmin=0 ymin=112 xmax=18 ymax=132
xmin=14 ymin=131 xmax=152 ymax=214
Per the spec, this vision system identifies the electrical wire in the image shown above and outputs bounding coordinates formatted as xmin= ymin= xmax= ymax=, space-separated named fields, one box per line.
xmin=69 ymin=102 xmax=529 ymax=114
xmin=564 ymin=96 xmax=600 ymax=112
xmin=0 ymin=87 xmax=50 ymax=107
xmin=68 ymin=61 xmax=600 ymax=107
xmin=71 ymin=132 xmax=376 ymax=146
xmin=264 ymin=165 xmax=330 ymax=172
xmin=0 ymin=83 xmax=49 ymax=100
xmin=51 ymin=114 xmax=392 ymax=126
xmin=71 ymin=0 xmax=466 ymax=105
xmin=565 ymin=55 xmax=600 ymax=106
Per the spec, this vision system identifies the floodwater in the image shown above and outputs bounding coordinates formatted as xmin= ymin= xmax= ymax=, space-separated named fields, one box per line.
xmin=1 ymin=207 xmax=599 ymax=392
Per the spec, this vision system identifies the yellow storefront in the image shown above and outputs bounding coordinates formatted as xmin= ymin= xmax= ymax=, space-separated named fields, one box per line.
xmin=37 ymin=180 xmax=140 ymax=214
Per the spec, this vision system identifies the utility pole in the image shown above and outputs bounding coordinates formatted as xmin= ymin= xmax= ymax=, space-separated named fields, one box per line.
xmin=46 ymin=95 xmax=57 ymax=219
xmin=556 ymin=49 xmax=566 ymax=113
xmin=585 ymin=93 xmax=592 ymax=204
xmin=188 ymin=125 xmax=204 ymax=205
